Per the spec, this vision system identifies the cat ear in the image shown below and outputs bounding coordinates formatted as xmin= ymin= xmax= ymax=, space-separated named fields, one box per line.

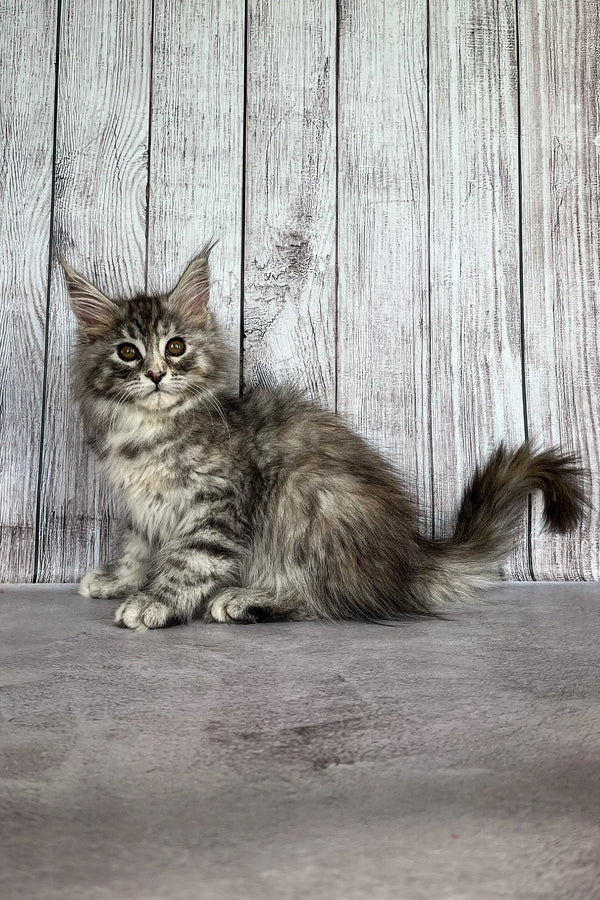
xmin=60 ymin=259 xmax=119 ymax=339
xmin=169 ymin=242 xmax=216 ymax=325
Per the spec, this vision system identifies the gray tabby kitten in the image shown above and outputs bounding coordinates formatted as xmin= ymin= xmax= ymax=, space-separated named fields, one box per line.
xmin=62 ymin=248 xmax=587 ymax=631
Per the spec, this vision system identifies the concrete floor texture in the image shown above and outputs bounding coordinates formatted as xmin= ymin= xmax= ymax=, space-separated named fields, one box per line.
xmin=1 ymin=583 xmax=599 ymax=900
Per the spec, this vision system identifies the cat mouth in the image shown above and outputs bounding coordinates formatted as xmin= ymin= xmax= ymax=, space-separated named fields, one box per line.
xmin=145 ymin=383 xmax=167 ymax=396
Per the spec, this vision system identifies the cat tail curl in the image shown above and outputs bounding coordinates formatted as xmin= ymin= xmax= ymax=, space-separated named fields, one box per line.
xmin=415 ymin=442 xmax=589 ymax=607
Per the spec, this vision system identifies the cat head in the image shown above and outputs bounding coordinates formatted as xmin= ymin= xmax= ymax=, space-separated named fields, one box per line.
xmin=63 ymin=245 xmax=235 ymax=415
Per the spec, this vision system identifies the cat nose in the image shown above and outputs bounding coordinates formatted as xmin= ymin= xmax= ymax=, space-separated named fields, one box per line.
xmin=146 ymin=371 xmax=165 ymax=384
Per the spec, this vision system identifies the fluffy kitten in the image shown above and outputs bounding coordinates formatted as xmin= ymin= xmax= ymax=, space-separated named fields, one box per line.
xmin=62 ymin=248 xmax=587 ymax=630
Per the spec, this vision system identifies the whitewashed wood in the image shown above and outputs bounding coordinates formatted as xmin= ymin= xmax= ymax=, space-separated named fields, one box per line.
xmin=0 ymin=0 xmax=58 ymax=582
xmin=36 ymin=0 xmax=152 ymax=582
xmin=429 ymin=0 xmax=528 ymax=577
xmin=243 ymin=0 xmax=336 ymax=402
xmin=2 ymin=0 xmax=598 ymax=583
xmin=337 ymin=0 xmax=431 ymax=527
xmin=519 ymin=0 xmax=600 ymax=579
xmin=147 ymin=0 xmax=244 ymax=349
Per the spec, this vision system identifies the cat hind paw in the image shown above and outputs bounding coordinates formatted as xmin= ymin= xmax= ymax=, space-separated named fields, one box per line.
xmin=208 ymin=589 xmax=278 ymax=624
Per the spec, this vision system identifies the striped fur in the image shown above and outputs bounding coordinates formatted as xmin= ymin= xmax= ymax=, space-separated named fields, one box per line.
xmin=64 ymin=251 xmax=588 ymax=630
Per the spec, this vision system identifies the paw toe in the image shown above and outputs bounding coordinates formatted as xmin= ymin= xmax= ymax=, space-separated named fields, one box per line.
xmin=115 ymin=595 xmax=176 ymax=631
xmin=208 ymin=596 xmax=229 ymax=622
xmin=142 ymin=601 xmax=172 ymax=629
xmin=115 ymin=597 xmax=147 ymax=631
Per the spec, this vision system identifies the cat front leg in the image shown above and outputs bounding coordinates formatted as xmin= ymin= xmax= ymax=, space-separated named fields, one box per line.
xmin=114 ymin=533 xmax=241 ymax=630
xmin=79 ymin=528 xmax=150 ymax=599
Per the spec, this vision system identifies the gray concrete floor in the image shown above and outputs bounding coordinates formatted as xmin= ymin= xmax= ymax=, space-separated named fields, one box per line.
xmin=1 ymin=584 xmax=599 ymax=899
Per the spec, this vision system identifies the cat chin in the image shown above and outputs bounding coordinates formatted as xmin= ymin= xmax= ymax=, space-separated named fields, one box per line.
xmin=136 ymin=391 xmax=181 ymax=412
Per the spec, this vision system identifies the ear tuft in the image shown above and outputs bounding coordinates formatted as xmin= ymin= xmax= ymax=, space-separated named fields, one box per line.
xmin=60 ymin=259 xmax=119 ymax=339
xmin=169 ymin=241 xmax=216 ymax=325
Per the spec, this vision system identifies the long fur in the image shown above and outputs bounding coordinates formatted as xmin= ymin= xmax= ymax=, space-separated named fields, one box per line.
xmin=64 ymin=251 xmax=588 ymax=630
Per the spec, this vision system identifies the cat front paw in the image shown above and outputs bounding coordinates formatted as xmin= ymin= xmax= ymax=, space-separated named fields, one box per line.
xmin=114 ymin=593 xmax=177 ymax=631
xmin=79 ymin=568 xmax=125 ymax=599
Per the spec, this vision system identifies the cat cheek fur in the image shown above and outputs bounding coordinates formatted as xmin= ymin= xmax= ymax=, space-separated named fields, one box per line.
xmin=65 ymin=249 xmax=588 ymax=630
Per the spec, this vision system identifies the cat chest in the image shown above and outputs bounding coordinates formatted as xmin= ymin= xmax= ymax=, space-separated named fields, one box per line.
xmin=104 ymin=452 xmax=184 ymax=540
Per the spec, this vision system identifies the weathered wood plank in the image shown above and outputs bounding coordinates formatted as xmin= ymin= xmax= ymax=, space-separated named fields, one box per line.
xmin=4 ymin=0 xmax=596 ymax=584
xmin=36 ymin=0 xmax=152 ymax=582
xmin=429 ymin=0 xmax=528 ymax=576
xmin=243 ymin=0 xmax=336 ymax=402
xmin=147 ymin=0 xmax=244 ymax=351
xmin=519 ymin=0 xmax=600 ymax=579
xmin=337 ymin=0 xmax=431 ymax=526
xmin=0 ymin=0 xmax=58 ymax=582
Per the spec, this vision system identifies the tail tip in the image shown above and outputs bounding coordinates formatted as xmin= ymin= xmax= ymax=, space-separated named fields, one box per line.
xmin=536 ymin=447 xmax=590 ymax=534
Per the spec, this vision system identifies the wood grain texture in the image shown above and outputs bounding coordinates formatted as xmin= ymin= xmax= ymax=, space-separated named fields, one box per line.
xmin=429 ymin=0 xmax=528 ymax=577
xmin=147 ymin=0 xmax=245 ymax=346
xmin=36 ymin=0 xmax=152 ymax=582
xmin=519 ymin=0 xmax=600 ymax=579
xmin=2 ymin=0 xmax=598 ymax=583
xmin=0 ymin=0 xmax=58 ymax=582
xmin=336 ymin=0 xmax=431 ymax=527
xmin=243 ymin=0 xmax=336 ymax=401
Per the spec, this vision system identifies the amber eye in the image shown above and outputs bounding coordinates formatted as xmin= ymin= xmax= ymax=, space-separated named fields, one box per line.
xmin=117 ymin=343 xmax=139 ymax=361
xmin=166 ymin=338 xmax=186 ymax=357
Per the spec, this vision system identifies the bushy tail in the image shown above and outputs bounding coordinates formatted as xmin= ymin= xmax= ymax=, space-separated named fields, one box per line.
xmin=417 ymin=442 xmax=589 ymax=607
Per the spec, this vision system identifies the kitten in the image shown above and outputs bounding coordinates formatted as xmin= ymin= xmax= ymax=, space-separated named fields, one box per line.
xmin=62 ymin=247 xmax=587 ymax=631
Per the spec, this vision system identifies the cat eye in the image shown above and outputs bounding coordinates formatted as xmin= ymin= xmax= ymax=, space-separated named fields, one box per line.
xmin=166 ymin=338 xmax=186 ymax=356
xmin=117 ymin=343 xmax=139 ymax=361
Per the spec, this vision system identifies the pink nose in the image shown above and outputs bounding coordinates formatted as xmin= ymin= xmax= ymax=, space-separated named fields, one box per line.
xmin=146 ymin=371 xmax=165 ymax=384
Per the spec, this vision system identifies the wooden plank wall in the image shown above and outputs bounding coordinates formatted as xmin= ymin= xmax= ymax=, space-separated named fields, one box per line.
xmin=337 ymin=0 xmax=431 ymax=531
xmin=36 ymin=0 xmax=152 ymax=582
xmin=520 ymin=0 xmax=600 ymax=579
xmin=243 ymin=0 xmax=336 ymax=404
xmin=429 ymin=0 xmax=527 ymax=582
xmin=0 ymin=0 xmax=598 ymax=583
xmin=0 ymin=0 xmax=58 ymax=582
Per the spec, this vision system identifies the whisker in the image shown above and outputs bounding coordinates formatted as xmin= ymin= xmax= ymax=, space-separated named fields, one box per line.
xmin=183 ymin=382 xmax=232 ymax=450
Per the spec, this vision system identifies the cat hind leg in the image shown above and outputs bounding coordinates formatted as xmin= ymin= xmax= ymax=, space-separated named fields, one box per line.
xmin=206 ymin=586 xmax=310 ymax=624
